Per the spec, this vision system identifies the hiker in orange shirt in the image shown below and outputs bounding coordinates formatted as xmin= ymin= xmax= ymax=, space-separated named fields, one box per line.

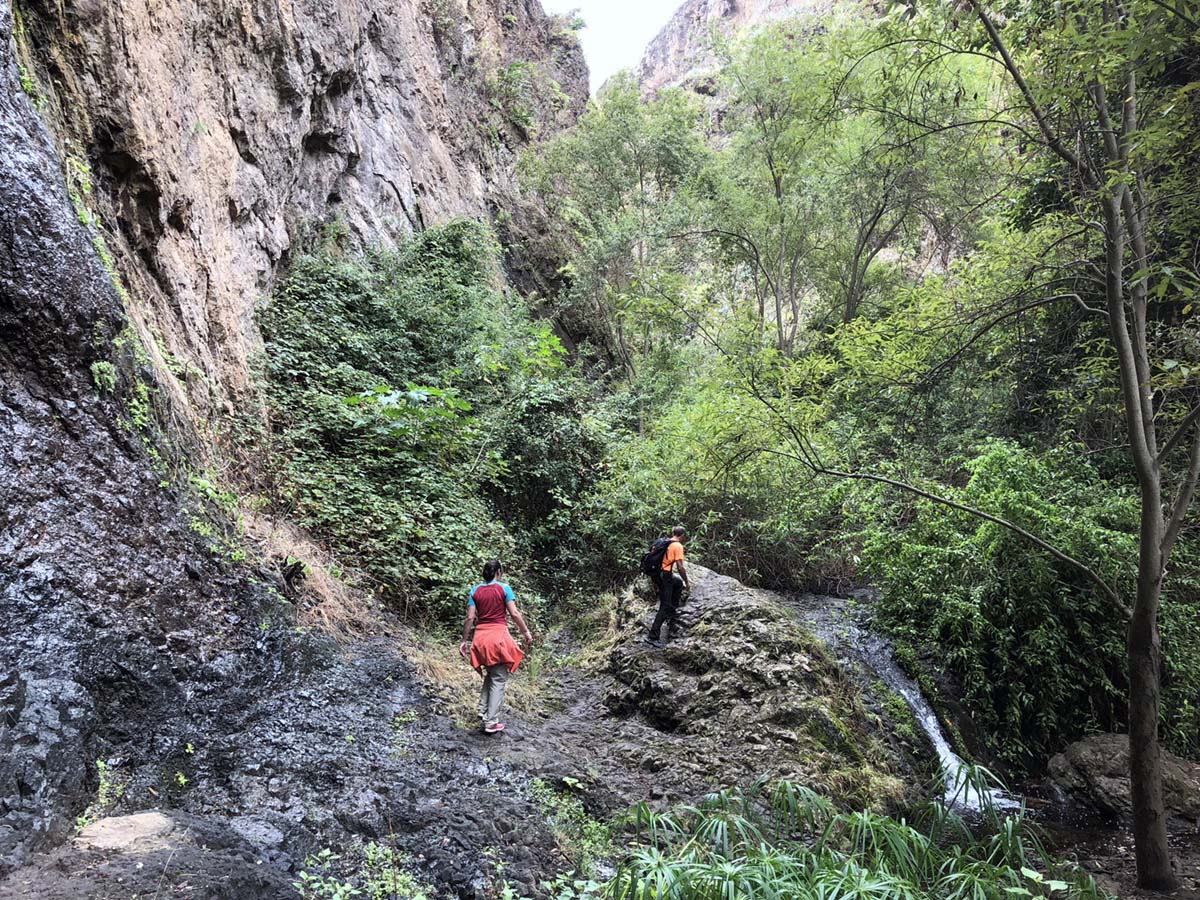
xmin=646 ymin=525 xmax=688 ymax=647
xmin=458 ymin=560 xmax=533 ymax=734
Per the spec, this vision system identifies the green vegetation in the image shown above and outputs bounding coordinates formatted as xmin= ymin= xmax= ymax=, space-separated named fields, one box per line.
xmin=64 ymin=155 xmax=131 ymax=304
xmin=254 ymin=221 xmax=610 ymax=622
xmin=488 ymin=61 xmax=540 ymax=135
xmin=90 ymin=361 xmax=117 ymax=394
xmin=530 ymin=778 xmax=613 ymax=876
xmin=875 ymin=684 xmax=922 ymax=750
xmin=18 ymin=65 xmax=42 ymax=108
xmin=12 ymin=7 xmax=46 ymax=110
xmin=74 ymin=759 xmax=125 ymax=831
xmin=188 ymin=515 xmax=214 ymax=538
xmin=606 ymin=780 xmax=1105 ymax=900
xmin=487 ymin=61 xmax=571 ymax=138
xmin=294 ymin=843 xmax=434 ymax=900
xmin=516 ymin=777 xmax=1105 ymax=900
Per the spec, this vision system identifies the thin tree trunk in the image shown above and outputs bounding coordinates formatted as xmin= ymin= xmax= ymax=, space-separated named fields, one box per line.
xmin=1128 ymin=507 xmax=1174 ymax=890
xmin=1102 ymin=190 xmax=1179 ymax=891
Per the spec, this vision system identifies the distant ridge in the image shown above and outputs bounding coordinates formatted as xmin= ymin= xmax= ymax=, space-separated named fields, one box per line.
xmin=629 ymin=0 xmax=839 ymax=94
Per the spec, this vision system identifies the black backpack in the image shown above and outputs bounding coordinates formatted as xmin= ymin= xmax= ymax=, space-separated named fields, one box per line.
xmin=639 ymin=537 xmax=677 ymax=578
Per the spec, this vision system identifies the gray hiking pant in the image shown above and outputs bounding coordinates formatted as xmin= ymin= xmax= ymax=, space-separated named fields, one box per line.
xmin=479 ymin=662 xmax=510 ymax=727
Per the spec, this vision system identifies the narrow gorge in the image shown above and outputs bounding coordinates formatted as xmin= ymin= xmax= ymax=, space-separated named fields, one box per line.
xmin=3 ymin=1 xmax=1199 ymax=898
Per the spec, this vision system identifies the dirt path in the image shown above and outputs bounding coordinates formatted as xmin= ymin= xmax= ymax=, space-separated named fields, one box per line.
xmin=0 ymin=566 xmax=1029 ymax=898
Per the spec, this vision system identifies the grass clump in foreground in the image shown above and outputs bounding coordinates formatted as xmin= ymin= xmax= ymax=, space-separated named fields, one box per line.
xmin=531 ymin=778 xmax=613 ymax=876
xmin=527 ymin=772 xmax=1108 ymax=900
xmin=295 ymin=842 xmax=433 ymax=900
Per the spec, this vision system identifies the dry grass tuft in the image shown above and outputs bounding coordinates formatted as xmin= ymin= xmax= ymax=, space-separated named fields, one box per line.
xmin=564 ymin=589 xmax=624 ymax=669
xmin=399 ymin=601 xmax=629 ymax=731
xmin=405 ymin=633 xmax=554 ymax=729
xmin=242 ymin=509 xmax=391 ymax=640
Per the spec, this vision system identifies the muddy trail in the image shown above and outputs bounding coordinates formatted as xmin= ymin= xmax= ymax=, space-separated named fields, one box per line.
xmin=0 ymin=565 xmax=934 ymax=898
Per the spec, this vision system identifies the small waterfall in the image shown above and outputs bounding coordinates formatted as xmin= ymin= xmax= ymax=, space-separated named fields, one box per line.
xmin=788 ymin=592 xmax=1017 ymax=811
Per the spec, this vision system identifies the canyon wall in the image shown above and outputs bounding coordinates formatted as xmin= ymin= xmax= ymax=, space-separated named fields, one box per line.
xmin=1 ymin=0 xmax=584 ymax=881
xmin=13 ymin=0 xmax=586 ymax=415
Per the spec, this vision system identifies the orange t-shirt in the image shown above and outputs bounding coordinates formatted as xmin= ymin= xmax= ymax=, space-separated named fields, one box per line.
xmin=661 ymin=540 xmax=684 ymax=572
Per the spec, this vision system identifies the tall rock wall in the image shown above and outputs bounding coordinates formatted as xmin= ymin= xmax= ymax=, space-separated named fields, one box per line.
xmin=0 ymin=0 xmax=277 ymax=869
xmin=0 ymin=0 xmax=584 ymax=884
xmin=14 ymin=0 xmax=585 ymax=413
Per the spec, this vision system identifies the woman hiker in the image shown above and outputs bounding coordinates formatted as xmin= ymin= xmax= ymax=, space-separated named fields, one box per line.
xmin=458 ymin=560 xmax=533 ymax=734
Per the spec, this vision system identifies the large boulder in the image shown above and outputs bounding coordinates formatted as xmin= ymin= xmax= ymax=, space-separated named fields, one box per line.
xmin=605 ymin=566 xmax=926 ymax=810
xmin=1048 ymin=733 xmax=1200 ymax=826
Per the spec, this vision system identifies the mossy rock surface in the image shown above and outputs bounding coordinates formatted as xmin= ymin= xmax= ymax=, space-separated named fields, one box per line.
xmin=605 ymin=566 xmax=921 ymax=811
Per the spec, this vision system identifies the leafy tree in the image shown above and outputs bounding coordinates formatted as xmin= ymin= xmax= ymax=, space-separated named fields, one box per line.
xmin=939 ymin=2 xmax=1199 ymax=886
xmin=725 ymin=2 xmax=1200 ymax=885
xmin=523 ymin=75 xmax=706 ymax=376
xmin=695 ymin=20 xmax=996 ymax=348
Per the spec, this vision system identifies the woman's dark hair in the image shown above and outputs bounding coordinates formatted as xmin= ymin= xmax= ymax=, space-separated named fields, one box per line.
xmin=482 ymin=559 xmax=503 ymax=581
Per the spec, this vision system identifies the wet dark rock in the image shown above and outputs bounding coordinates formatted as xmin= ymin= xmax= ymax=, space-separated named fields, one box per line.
xmin=0 ymin=676 xmax=93 ymax=871
xmin=0 ymin=811 xmax=295 ymax=899
xmin=0 ymin=10 xmax=565 ymax=894
xmin=1049 ymin=733 xmax=1200 ymax=827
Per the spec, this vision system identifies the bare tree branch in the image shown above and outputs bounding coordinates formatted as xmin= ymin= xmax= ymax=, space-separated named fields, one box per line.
xmin=1162 ymin=427 xmax=1200 ymax=559
xmin=967 ymin=0 xmax=1086 ymax=176
xmin=1158 ymin=403 xmax=1200 ymax=462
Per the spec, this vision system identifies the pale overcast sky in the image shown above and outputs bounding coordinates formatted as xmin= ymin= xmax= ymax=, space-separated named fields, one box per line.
xmin=540 ymin=0 xmax=684 ymax=93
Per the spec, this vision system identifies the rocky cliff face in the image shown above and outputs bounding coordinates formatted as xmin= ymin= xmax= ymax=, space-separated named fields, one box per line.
xmin=1 ymin=0 xmax=585 ymax=889
xmin=14 ymin=0 xmax=585 ymax=415
xmin=633 ymin=0 xmax=836 ymax=94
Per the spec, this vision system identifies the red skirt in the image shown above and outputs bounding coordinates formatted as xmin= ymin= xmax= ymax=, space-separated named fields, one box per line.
xmin=469 ymin=623 xmax=524 ymax=673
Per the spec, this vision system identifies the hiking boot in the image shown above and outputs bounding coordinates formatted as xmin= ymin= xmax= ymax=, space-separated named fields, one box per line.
xmin=643 ymin=635 xmax=664 ymax=648
xmin=484 ymin=722 xmax=506 ymax=734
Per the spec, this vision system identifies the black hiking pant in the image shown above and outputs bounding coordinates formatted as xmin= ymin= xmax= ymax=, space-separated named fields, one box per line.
xmin=649 ymin=572 xmax=683 ymax=640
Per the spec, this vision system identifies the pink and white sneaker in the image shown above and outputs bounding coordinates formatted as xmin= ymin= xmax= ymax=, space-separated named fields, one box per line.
xmin=483 ymin=722 xmax=506 ymax=734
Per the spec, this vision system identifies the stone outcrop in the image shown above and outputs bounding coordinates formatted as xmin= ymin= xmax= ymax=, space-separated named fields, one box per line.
xmin=631 ymin=0 xmax=838 ymax=95
xmin=1049 ymin=733 xmax=1200 ymax=827
xmin=14 ymin=0 xmax=585 ymax=414
xmin=605 ymin=567 xmax=923 ymax=810
xmin=0 ymin=813 xmax=293 ymax=899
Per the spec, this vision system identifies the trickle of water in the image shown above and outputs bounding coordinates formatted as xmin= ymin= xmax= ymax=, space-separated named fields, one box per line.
xmin=788 ymin=593 xmax=1017 ymax=812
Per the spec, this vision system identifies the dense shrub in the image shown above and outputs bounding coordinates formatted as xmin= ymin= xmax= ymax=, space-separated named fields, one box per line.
xmin=582 ymin=353 xmax=862 ymax=593
xmin=859 ymin=441 xmax=1200 ymax=767
xmin=256 ymin=221 xmax=611 ymax=623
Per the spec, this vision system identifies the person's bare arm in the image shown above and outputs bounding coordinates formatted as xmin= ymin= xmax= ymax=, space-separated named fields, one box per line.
xmin=459 ymin=606 xmax=477 ymax=658
xmin=676 ymin=560 xmax=690 ymax=590
xmin=509 ymin=603 xmax=534 ymax=650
